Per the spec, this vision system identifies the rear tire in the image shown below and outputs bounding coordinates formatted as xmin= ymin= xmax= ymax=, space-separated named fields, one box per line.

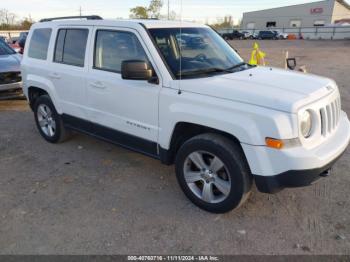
xmin=175 ymin=133 xmax=252 ymax=213
xmin=33 ymin=95 xmax=70 ymax=143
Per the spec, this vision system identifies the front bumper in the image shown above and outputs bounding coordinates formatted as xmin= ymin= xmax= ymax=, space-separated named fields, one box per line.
xmin=242 ymin=111 xmax=350 ymax=193
xmin=0 ymin=82 xmax=22 ymax=92
xmin=254 ymin=151 xmax=345 ymax=193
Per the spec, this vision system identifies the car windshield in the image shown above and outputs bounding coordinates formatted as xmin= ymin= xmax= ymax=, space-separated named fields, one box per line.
xmin=0 ymin=40 xmax=16 ymax=55
xmin=149 ymin=27 xmax=246 ymax=79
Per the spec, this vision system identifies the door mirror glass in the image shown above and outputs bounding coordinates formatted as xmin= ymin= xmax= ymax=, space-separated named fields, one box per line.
xmin=121 ymin=60 xmax=153 ymax=80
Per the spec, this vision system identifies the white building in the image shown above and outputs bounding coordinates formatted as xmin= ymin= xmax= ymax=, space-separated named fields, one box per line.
xmin=242 ymin=0 xmax=350 ymax=29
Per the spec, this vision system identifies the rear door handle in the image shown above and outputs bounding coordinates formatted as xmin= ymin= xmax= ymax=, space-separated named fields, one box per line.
xmin=90 ymin=81 xmax=106 ymax=89
xmin=49 ymin=72 xmax=61 ymax=79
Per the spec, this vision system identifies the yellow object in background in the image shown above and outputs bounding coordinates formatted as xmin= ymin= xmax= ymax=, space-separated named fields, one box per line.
xmin=249 ymin=42 xmax=266 ymax=66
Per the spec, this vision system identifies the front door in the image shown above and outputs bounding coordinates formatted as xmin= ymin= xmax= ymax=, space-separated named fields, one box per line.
xmin=86 ymin=27 xmax=161 ymax=155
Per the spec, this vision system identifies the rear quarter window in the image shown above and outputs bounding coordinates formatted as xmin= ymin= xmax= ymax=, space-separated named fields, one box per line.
xmin=54 ymin=29 xmax=89 ymax=67
xmin=28 ymin=28 xmax=52 ymax=60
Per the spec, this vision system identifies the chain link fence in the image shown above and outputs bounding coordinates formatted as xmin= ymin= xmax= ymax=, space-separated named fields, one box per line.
xmin=218 ymin=26 xmax=350 ymax=40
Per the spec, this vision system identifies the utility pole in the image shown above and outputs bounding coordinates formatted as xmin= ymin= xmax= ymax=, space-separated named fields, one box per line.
xmin=167 ymin=0 xmax=170 ymax=20
xmin=79 ymin=6 xmax=82 ymax=17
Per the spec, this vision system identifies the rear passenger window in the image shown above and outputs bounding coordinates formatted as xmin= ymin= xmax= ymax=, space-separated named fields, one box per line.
xmin=28 ymin=28 xmax=52 ymax=60
xmin=54 ymin=29 xmax=88 ymax=67
xmin=94 ymin=30 xmax=148 ymax=73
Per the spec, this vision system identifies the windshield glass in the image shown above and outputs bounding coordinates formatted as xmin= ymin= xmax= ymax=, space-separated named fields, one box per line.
xmin=149 ymin=27 xmax=245 ymax=79
xmin=0 ymin=40 xmax=16 ymax=55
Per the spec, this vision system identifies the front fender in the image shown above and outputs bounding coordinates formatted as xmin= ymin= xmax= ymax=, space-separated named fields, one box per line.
xmin=159 ymin=88 xmax=298 ymax=149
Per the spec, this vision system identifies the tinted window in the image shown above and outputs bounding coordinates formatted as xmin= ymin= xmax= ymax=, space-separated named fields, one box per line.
xmin=0 ymin=40 xmax=16 ymax=55
xmin=54 ymin=29 xmax=65 ymax=62
xmin=28 ymin=28 xmax=52 ymax=60
xmin=94 ymin=30 xmax=148 ymax=73
xmin=54 ymin=29 xmax=88 ymax=67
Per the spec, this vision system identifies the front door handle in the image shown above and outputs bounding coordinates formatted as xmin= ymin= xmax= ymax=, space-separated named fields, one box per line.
xmin=49 ymin=72 xmax=61 ymax=79
xmin=90 ymin=81 xmax=106 ymax=89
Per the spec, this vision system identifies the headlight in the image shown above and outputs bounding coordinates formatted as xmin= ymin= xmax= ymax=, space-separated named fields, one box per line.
xmin=300 ymin=110 xmax=312 ymax=138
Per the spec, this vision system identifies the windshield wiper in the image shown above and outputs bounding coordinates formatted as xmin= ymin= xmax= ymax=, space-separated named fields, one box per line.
xmin=177 ymin=63 xmax=250 ymax=78
xmin=177 ymin=67 xmax=231 ymax=77
xmin=224 ymin=62 xmax=249 ymax=71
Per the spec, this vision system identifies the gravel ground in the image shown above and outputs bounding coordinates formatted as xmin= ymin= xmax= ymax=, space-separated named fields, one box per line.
xmin=0 ymin=40 xmax=349 ymax=255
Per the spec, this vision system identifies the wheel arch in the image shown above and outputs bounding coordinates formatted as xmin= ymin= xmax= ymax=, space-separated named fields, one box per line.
xmin=28 ymin=86 xmax=48 ymax=110
xmin=25 ymin=74 xmax=62 ymax=113
xmin=159 ymin=122 xmax=245 ymax=165
xmin=27 ymin=85 xmax=61 ymax=113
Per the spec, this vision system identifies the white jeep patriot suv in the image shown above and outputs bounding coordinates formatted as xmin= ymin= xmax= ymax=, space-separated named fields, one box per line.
xmin=21 ymin=16 xmax=350 ymax=213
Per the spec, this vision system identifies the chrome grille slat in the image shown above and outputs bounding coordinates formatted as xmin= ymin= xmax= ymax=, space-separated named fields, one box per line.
xmin=319 ymin=94 xmax=341 ymax=137
xmin=331 ymin=102 xmax=336 ymax=130
xmin=335 ymin=99 xmax=339 ymax=124
xmin=326 ymin=105 xmax=332 ymax=133
xmin=320 ymin=108 xmax=327 ymax=136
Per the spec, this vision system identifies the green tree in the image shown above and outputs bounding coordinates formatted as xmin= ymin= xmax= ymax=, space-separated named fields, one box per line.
xmin=148 ymin=0 xmax=163 ymax=19
xmin=129 ymin=0 xmax=163 ymax=19
xmin=130 ymin=6 xmax=149 ymax=19
xmin=21 ymin=17 xmax=34 ymax=30
xmin=210 ymin=16 xmax=235 ymax=30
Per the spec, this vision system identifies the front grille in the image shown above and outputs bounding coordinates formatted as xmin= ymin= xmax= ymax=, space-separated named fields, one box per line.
xmin=320 ymin=96 xmax=341 ymax=137
xmin=0 ymin=72 xmax=21 ymax=85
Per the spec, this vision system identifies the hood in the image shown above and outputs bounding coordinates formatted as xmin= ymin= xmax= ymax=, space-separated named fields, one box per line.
xmin=0 ymin=54 xmax=22 ymax=73
xmin=174 ymin=66 xmax=335 ymax=113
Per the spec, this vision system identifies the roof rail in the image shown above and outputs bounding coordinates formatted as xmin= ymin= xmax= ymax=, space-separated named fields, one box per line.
xmin=40 ymin=15 xmax=103 ymax=22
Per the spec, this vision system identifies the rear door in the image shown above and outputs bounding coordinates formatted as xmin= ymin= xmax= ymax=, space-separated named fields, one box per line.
xmin=49 ymin=26 xmax=92 ymax=120
xmin=85 ymin=27 xmax=161 ymax=155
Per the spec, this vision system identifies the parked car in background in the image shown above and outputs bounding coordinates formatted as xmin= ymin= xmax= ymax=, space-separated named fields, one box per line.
xmin=17 ymin=32 xmax=28 ymax=54
xmin=258 ymin=30 xmax=278 ymax=40
xmin=273 ymin=30 xmax=289 ymax=39
xmin=176 ymin=34 xmax=208 ymax=49
xmin=251 ymin=31 xmax=259 ymax=39
xmin=0 ymin=40 xmax=22 ymax=92
xmin=9 ymin=32 xmax=28 ymax=54
xmin=222 ymin=30 xmax=245 ymax=40
xmin=240 ymin=31 xmax=253 ymax=39
xmin=8 ymin=37 xmax=19 ymax=44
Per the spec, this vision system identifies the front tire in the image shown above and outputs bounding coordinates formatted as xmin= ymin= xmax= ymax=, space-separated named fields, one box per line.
xmin=175 ymin=133 xmax=252 ymax=213
xmin=34 ymin=95 xmax=70 ymax=143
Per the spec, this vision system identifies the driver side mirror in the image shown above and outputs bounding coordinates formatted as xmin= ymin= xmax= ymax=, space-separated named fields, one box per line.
xmin=121 ymin=60 xmax=153 ymax=81
xmin=286 ymin=58 xmax=297 ymax=70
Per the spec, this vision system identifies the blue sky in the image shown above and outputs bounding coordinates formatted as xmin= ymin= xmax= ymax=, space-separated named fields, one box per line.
xmin=2 ymin=0 xmax=333 ymax=23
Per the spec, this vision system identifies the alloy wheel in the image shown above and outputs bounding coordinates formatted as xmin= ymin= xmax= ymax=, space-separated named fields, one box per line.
xmin=183 ymin=151 xmax=231 ymax=204
xmin=37 ymin=104 xmax=56 ymax=137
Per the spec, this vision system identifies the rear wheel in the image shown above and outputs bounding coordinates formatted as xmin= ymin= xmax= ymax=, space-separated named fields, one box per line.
xmin=34 ymin=95 xmax=70 ymax=143
xmin=175 ymin=133 xmax=252 ymax=213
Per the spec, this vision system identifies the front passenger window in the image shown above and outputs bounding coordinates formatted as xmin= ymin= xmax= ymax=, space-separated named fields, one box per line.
xmin=94 ymin=30 xmax=149 ymax=73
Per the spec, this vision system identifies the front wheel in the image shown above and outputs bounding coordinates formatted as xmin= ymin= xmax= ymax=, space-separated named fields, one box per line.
xmin=175 ymin=133 xmax=252 ymax=213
